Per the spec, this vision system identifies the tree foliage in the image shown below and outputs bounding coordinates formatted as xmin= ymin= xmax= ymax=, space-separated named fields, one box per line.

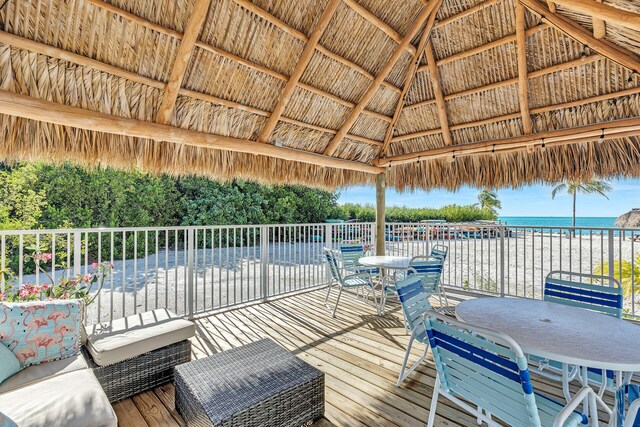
xmin=475 ymin=189 xmax=501 ymax=218
xmin=339 ymin=203 xmax=494 ymax=223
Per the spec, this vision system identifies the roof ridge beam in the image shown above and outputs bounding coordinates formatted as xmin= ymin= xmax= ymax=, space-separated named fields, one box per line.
xmin=0 ymin=31 xmax=383 ymax=148
xmin=380 ymin=115 xmax=640 ymax=166
xmin=424 ymin=39 xmax=453 ymax=146
xmin=323 ymin=0 xmax=442 ymax=156
xmin=258 ymin=0 xmax=341 ymax=143
xmin=84 ymin=0 xmax=397 ymax=121
xmin=156 ymin=0 xmax=211 ymax=124
xmin=0 ymin=90 xmax=384 ymax=174
xmin=515 ymin=2 xmax=533 ymax=134
xmin=231 ymin=0 xmax=402 ymax=94
xmin=380 ymin=1 xmax=442 ymax=156
xmin=519 ymin=0 xmax=640 ymax=72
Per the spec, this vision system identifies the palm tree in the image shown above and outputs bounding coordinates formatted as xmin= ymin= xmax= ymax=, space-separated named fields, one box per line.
xmin=476 ymin=189 xmax=501 ymax=218
xmin=551 ymin=179 xmax=612 ymax=234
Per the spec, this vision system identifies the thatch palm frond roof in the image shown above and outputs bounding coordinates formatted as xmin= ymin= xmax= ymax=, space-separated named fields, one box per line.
xmin=0 ymin=0 xmax=640 ymax=189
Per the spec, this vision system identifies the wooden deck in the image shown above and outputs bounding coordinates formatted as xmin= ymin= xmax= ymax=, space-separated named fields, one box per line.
xmin=114 ymin=289 xmax=614 ymax=426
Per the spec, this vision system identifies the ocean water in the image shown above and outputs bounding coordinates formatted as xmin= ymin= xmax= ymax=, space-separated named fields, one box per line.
xmin=499 ymin=216 xmax=617 ymax=228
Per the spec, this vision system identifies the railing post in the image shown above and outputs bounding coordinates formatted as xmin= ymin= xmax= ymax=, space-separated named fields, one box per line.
xmin=608 ymin=228 xmax=615 ymax=286
xmin=499 ymin=226 xmax=505 ymax=297
xmin=73 ymin=231 xmax=82 ymax=276
xmin=260 ymin=225 xmax=270 ymax=300
xmin=187 ymin=227 xmax=195 ymax=319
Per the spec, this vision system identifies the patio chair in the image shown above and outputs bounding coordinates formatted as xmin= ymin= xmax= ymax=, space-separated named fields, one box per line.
xmin=430 ymin=244 xmax=448 ymax=260
xmin=424 ymin=311 xmax=594 ymax=427
xmin=395 ymin=275 xmax=433 ymax=386
xmin=612 ymin=384 xmax=640 ymax=427
xmin=339 ymin=243 xmax=379 ymax=275
xmin=323 ymin=248 xmax=378 ymax=318
xmin=533 ymin=271 xmax=623 ymax=397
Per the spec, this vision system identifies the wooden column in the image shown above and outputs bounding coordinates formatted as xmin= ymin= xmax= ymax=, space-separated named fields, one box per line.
xmin=375 ymin=173 xmax=386 ymax=256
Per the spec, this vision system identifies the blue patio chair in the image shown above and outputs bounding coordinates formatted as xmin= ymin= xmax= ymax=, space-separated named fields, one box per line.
xmin=430 ymin=244 xmax=448 ymax=260
xmin=395 ymin=275 xmax=433 ymax=386
xmin=424 ymin=311 xmax=594 ymax=427
xmin=613 ymin=384 xmax=640 ymax=427
xmin=323 ymin=248 xmax=378 ymax=318
xmin=532 ymin=271 xmax=623 ymax=398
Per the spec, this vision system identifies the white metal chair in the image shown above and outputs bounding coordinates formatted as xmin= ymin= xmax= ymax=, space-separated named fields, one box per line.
xmin=395 ymin=275 xmax=433 ymax=386
xmin=323 ymin=248 xmax=378 ymax=318
xmin=611 ymin=384 xmax=640 ymax=427
xmin=424 ymin=311 xmax=597 ymax=427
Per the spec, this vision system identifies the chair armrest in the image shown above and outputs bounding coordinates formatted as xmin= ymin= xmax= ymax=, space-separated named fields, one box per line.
xmin=552 ymin=386 xmax=594 ymax=427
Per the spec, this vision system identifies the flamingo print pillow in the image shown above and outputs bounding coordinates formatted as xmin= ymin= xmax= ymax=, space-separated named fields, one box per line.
xmin=0 ymin=300 xmax=82 ymax=367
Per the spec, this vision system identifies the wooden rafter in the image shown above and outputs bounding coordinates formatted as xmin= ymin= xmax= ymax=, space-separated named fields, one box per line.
xmin=592 ymin=0 xmax=606 ymax=39
xmin=380 ymin=1 xmax=441 ymax=157
xmin=433 ymin=0 xmax=501 ymax=29
xmin=258 ymin=0 xmax=341 ymax=143
xmin=0 ymin=90 xmax=384 ymax=175
xmin=156 ymin=0 xmax=211 ymax=124
xmin=323 ymin=0 xmax=442 ymax=156
xmin=550 ymin=0 xmax=640 ymax=33
xmin=231 ymin=0 xmax=402 ymax=95
xmin=519 ymin=0 xmax=640 ymax=72
xmin=389 ymin=84 xmax=640 ymax=144
xmin=380 ymin=115 xmax=640 ymax=166
xmin=0 ymin=31 xmax=383 ymax=149
xmin=515 ymin=2 xmax=533 ymax=134
xmin=85 ymin=0 xmax=397 ymax=122
xmin=424 ymin=39 xmax=453 ymax=146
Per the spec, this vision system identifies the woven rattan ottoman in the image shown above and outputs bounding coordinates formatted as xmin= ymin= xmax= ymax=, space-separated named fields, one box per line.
xmin=175 ymin=338 xmax=324 ymax=427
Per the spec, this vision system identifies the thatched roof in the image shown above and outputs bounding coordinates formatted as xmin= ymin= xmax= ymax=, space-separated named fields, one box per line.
xmin=616 ymin=209 xmax=640 ymax=227
xmin=1 ymin=0 xmax=640 ymax=190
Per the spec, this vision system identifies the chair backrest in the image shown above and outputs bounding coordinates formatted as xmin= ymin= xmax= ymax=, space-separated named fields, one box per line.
xmin=425 ymin=312 xmax=542 ymax=427
xmin=430 ymin=244 xmax=448 ymax=260
xmin=615 ymin=384 xmax=640 ymax=427
xmin=544 ymin=271 xmax=623 ymax=318
xmin=395 ymin=276 xmax=433 ymax=333
xmin=407 ymin=256 xmax=444 ymax=294
xmin=340 ymin=244 xmax=365 ymax=269
xmin=324 ymin=248 xmax=342 ymax=283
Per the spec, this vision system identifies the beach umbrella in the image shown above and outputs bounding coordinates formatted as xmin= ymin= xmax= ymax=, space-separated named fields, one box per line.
xmin=615 ymin=209 xmax=640 ymax=227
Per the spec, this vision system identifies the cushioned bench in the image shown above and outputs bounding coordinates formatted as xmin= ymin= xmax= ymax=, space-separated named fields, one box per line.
xmin=85 ymin=309 xmax=195 ymax=402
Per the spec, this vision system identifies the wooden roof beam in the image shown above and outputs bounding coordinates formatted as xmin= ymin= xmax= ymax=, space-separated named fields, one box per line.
xmin=592 ymin=0 xmax=606 ymax=39
xmin=231 ymin=0 xmax=402 ymax=95
xmin=424 ymin=39 xmax=453 ymax=145
xmin=380 ymin=1 xmax=442 ymax=156
xmin=324 ymin=0 xmax=442 ymax=156
xmin=84 ymin=0 xmax=396 ymax=123
xmin=258 ymin=0 xmax=341 ymax=143
xmin=387 ymin=84 xmax=640 ymax=145
xmin=519 ymin=0 xmax=640 ymax=72
xmin=341 ymin=0 xmax=416 ymax=55
xmin=549 ymin=0 xmax=640 ymax=33
xmin=0 ymin=31 xmax=383 ymax=149
xmin=515 ymin=3 xmax=533 ymax=134
xmin=156 ymin=0 xmax=211 ymax=124
xmin=403 ymin=53 xmax=602 ymax=112
xmin=0 ymin=90 xmax=384 ymax=175
xmin=380 ymin=115 xmax=640 ymax=166
xmin=433 ymin=0 xmax=502 ymax=29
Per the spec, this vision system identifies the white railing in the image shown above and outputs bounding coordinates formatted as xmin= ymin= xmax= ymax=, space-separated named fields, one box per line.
xmin=1 ymin=221 xmax=638 ymax=322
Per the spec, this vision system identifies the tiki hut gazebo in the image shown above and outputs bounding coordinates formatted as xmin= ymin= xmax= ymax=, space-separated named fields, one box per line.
xmin=1 ymin=0 xmax=640 ymax=253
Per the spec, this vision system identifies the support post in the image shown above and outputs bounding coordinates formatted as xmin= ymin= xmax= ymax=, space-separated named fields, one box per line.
xmin=376 ymin=173 xmax=386 ymax=256
xmin=260 ymin=226 xmax=270 ymax=300
xmin=73 ymin=231 xmax=82 ymax=276
xmin=499 ymin=225 xmax=505 ymax=297
xmin=187 ymin=228 xmax=195 ymax=319
xmin=608 ymin=229 xmax=615 ymax=286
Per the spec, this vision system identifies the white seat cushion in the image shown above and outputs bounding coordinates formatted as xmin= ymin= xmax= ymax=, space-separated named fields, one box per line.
xmin=85 ymin=309 xmax=195 ymax=366
xmin=0 ymin=369 xmax=117 ymax=427
xmin=0 ymin=353 xmax=88 ymax=394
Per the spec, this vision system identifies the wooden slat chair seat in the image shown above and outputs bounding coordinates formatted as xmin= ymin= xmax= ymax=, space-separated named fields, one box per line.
xmin=532 ymin=271 xmax=623 ymax=398
xmin=425 ymin=312 xmax=592 ymax=427
xmin=395 ymin=275 xmax=433 ymax=386
xmin=323 ymin=248 xmax=378 ymax=318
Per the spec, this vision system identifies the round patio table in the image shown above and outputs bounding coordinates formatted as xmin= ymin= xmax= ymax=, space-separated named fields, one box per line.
xmin=455 ymin=297 xmax=640 ymax=372
xmin=358 ymin=256 xmax=411 ymax=314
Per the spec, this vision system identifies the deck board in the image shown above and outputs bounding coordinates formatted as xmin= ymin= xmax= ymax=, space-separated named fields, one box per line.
xmin=116 ymin=289 xmax=614 ymax=427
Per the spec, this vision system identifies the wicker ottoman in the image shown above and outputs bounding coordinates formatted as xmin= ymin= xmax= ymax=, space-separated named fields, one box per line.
xmin=175 ymin=339 xmax=324 ymax=427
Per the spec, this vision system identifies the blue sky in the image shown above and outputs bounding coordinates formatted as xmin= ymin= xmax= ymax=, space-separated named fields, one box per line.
xmin=337 ymin=178 xmax=640 ymax=217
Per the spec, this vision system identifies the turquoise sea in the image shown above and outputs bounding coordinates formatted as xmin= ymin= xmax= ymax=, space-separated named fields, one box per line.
xmin=499 ymin=216 xmax=617 ymax=228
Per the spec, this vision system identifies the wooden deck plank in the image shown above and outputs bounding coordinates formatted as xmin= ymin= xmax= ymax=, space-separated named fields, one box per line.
xmin=116 ymin=288 xmax=614 ymax=427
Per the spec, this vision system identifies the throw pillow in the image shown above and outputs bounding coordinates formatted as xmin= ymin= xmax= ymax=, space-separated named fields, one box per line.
xmin=0 ymin=300 xmax=82 ymax=367
xmin=0 ymin=342 xmax=20 ymax=383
